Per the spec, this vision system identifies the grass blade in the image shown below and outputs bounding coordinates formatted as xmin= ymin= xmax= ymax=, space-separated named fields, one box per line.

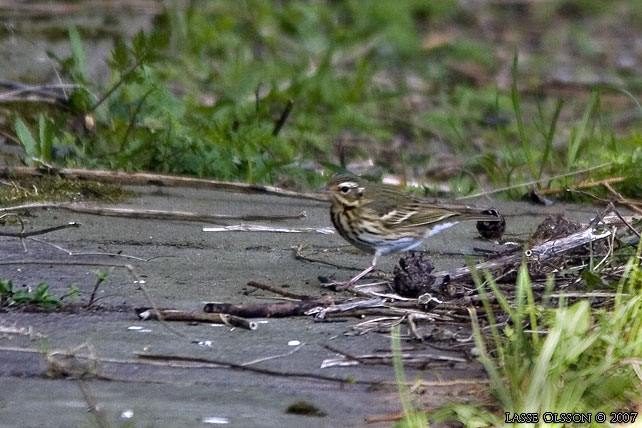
xmin=538 ymin=98 xmax=564 ymax=179
xmin=468 ymin=307 xmax=513 ymax=410
xmin=567 ymin=90 xmax=598 ymax=170
xmin=511 ymin=51 xmax=536 ymax=178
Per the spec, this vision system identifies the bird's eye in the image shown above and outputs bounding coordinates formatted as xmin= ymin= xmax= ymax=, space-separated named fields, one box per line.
xmin=340 ymin=186 xmax=350 ymax=194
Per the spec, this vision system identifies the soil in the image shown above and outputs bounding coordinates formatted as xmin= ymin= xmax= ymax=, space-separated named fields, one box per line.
xmin=0 ymin=184 xmax=601 ymax=427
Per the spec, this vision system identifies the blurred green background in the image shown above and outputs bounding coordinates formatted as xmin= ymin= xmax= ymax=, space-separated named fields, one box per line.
xmin=1 ymin=0 xmax=641 ymax=197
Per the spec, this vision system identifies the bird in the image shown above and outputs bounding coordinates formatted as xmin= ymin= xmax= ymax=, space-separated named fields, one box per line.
xmin=322 ymin=174 xmax=503 ymax=288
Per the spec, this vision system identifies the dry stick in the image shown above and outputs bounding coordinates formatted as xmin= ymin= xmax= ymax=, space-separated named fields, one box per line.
xmin=136 ymin=308 xmax=257 ymax=331
xmin=602 ymin=200 xmax=641 ymax=238
xmin=28 ymin=237 xmax=149 ymax=261
xmin=0 ymin=345 xmax=227 ymax=369
xmin=322 ymin=343 xmax=371 ymax=365
xmin=294 ymin=244 xmax=363 ymax=271
xmin=242 ymin=344 xmax=305 ymax=366
xmin=323 ymin=308 xmax=435 ymax=319
xmin=246 ymin=280 xmax=310 ymax=300
xmin=0 ymin=1 xmax=164 ymax=16
xmin=456 ymin=162 xmax=612 ymax=200
xmin=324 ymin=352 xmax=467 ymax=366
xmin=77 ymin=381 xmax=111 ymax=428
xmin=538 ymin=176 xmax=627 ymax=196
xmin=0 ymin=166 xmax=328 ymax=202
xmin=603 ymin=181 xmax=642 ymax=218
xmin=0 ymin=221 xmax=80 ymax=238
xmin=135 ymin=352 xmax=372 ymax=385
xmin=203 ymin=295 xmax=335 ymax=318
xmin=430 ymin=224 xmax=614 ymax=287
xmin=0 ymin=213 xmax=27 ymax=252
xmin=0 ymin=202 xmax=306 ymax=223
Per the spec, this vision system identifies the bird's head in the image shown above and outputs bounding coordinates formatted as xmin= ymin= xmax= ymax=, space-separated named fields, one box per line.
xmin=322 ymin=174 xmax=367 ymax=206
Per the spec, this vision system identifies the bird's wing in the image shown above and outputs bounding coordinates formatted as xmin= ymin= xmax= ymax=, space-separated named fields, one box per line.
xmin=363 ymin=185 xmax=501 ymax=228
xmin=368 ymin=200 xmax=500 ymax=229
xmin=377 ymin=202 xmax=460 ymax=228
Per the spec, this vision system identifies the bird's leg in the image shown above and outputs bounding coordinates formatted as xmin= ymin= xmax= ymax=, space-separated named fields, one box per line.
xmin=326 ymin=254 xmax=379 ymax=290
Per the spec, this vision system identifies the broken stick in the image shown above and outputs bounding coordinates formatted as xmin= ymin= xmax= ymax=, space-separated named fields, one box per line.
xmin=0 ymin=202 xmax=305 ymax=223
xmin=0 ymin=166 xmax=327 ymax=202
xmin=203 ymin=295 xmax=335 ymax=318
xmin=136 ymin=308 xmax=257 ymax=330
xmin=431 ymin=224 xmax=614 ymax=288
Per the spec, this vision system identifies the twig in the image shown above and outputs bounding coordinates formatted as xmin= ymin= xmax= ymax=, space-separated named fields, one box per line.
xmin=0 ymin=166 xmax=328 ymax=202
xmin=538 ymin=176 xmax=627 ymax=195
xmin=0 ymin=1 xmax=164 ymax=16
xmin=0 ymin=220 xmax=80 ymax=238
xmin=28 ymin=237 xmax=149 ymax=261
xmin=323 ymin=308 xmax=437 ymax=319
xmin=322 ymin=352 xmax=467 ymax=366
xmin=604 ymin=202 xmax=641 ymax=238
xmin=547 ymin=292 xmax=626 ymax=298
xmin=294 ymin=244 xmax=363 ymax=271
xmin=0 ymin=213 xmax=27 ymax=251
xmin=242 ymin=344 xmax=305 ymax=366
xmin=0 ymin=345 xmax=226 ymax=369
xmin=0 ymin=202 xmax=306 ymax=223
xmin=309 ymin=298 xmax=387 ymax=319
xmin=603 ymin=182 xmax=642 ymax=219
xmin=89 ymin=57 xmax=144 ymax=112
xmin=120 ymin=87 xmax=156 ymax=150
xmin=203 ymin=296 xmax=335 ymax=318
xmin=136 ymin=308 xmax=257 ymax=330
xmin=430 ymin=225 xmax=614 ymax=288
xmin=272 ymin=99 xmax=294 ymax=136
xmin=136 ymin=352 xmax=372 ymax=385
xmin=246 ymin=280 xmax=309 ymax=300
xmin=456 ymin=162 xmax=612 ymax=200
xmin=203 ymin=225 xmax=332 ymax=233
xmin=322 ymin=343 xmax=371 ymax=365
xmin=77 ymin=381 xmax=111 ymax=428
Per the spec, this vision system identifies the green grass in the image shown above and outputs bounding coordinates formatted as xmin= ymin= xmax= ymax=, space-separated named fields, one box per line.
xmin=391 ymin=324 xmax=429 ymax=428
xmin=4 ymin=0 xmax=642 ymax=198
xmin=428 ymin=248 xmax=642 ymax=427
xmin=388 ymin=237 xmax=642 ymax=427
xmin=0 ymin=277 xmax=78 ymax=309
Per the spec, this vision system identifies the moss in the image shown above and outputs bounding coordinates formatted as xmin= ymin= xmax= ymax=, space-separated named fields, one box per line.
xmin=0 ymin=176 xmax=136 ymax=205
xmin=285 ymin=400 xmax=326 ymax=417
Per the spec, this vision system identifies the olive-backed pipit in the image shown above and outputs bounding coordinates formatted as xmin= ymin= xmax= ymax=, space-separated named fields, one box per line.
xmin=323 ymin=174 xmax=503 ymax=287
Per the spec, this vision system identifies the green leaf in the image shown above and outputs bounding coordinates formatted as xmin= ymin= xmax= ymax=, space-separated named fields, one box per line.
xmin=0 ymin=278 xmax=14 ymax=295
xmin=33 ymin=283 xmax=61 ymax=308
xmin=11 ymin=289 xmax=33 ymax=305
xmin=38 ymin=115 xmax=53 ymax=163
xmin=132 ymin=30 xmax=148 ymax=60
xmin=581 ymin=269 xmax=606 ymax=290
xmin=108 ymin=40 xmax=131 ymax=72
xmin=15 ymin=118 xmax=38 ymax=165
xmin=68 ymin=25 xmax=86 ymax=79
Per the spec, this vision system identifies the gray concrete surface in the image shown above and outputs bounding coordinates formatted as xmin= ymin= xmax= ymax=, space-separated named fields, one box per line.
xmin=0 ymin=185 xmax=601 ymax=427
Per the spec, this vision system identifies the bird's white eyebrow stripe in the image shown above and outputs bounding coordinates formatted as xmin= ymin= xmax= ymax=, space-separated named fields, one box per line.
xmin=339 ymin=181 xmax=359 ymax=188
